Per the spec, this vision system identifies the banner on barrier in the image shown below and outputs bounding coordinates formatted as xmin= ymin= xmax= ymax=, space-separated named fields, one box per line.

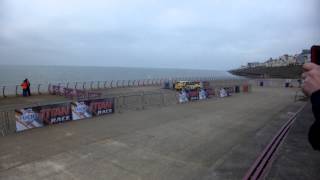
xmin=205 ymin=88 xmax=215 ymax=96
xmin=15 ymin=98 xmax=114 ymax=132
xmin=224 ymin=87 xmax=234 ymax=94
xmin=88 ymin=98 xmax=114 ymax=116
xmin=15 ymin=103 xmax=72 ymax=132
xmin=189 ymin=90 xmax=199 ymax=101
xmin=178 ymin=89 xmax=213 ymax=103
xmin=15 ymin=108 xmax=44 ymax=132
xmin=71 ymin=98 xmax=114 ymax=120
xmin=178 ymin=91 xmax=189 ymax=103
xmin=71 ymin=101 xmax=92 ymax=120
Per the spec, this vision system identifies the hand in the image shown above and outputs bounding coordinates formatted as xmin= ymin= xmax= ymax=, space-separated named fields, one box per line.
xmin=302 ymin=63 xmax=320 ymax=96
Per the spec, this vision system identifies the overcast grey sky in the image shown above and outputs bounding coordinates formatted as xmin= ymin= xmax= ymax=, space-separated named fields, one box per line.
xmin=0 ymin=0 xmax=319 ymax=70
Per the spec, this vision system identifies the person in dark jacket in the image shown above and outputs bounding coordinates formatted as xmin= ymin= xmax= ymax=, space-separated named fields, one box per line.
xmin=25 ymin=78 xmax=31 ymax=96
xmin=302 ymin=63 xmax=320 ymax=150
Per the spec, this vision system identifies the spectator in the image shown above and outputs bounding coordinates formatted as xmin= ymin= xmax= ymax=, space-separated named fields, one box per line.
xmin=20 ymin=80 xmax=28 ymax=97
xmin=25 ymin=78 xmax=31 ymax=96
xmin=302 ymin=63 xmax=320 ymax=151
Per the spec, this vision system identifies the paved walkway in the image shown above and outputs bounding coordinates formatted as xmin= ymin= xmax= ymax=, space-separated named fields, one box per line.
xmin=0 ymin=87 xmax=305 ymax=180
xmin=267 ymin=103 xmax=320 ymax=179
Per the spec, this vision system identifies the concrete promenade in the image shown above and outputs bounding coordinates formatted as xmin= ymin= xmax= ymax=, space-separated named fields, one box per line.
xmin=0 ymin=87 xmax=309 ymax=180
xmin=267 ymin=103 xmax=320 ymax=179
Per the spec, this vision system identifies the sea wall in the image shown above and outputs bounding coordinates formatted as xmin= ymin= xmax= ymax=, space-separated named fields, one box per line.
xmin=248 ymin=78 xmax=301 ymax=88
xmin=229 ymin=65 xmax=303 ymax=79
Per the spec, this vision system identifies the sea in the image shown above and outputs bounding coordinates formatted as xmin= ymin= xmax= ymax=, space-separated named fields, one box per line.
xmin=0 ymin=65 xmax=239 ymax=86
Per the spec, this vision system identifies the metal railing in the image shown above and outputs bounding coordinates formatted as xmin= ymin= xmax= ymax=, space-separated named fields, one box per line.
xmin=0 ymin=76 xmax=218 ymax=98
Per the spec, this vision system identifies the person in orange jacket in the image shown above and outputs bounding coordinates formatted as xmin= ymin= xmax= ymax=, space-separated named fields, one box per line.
xmin=21 ymin=80 xmax=28 ymax=97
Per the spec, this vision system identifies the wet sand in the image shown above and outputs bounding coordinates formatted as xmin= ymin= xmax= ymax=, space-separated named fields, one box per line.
xmin=0 ymin=87 xmax=305 ymax=180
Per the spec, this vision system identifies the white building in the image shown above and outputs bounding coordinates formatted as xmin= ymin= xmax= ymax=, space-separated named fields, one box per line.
xmin=247 ymin=62 xmax=261 ymax=68
xmin=241 ymin=49 xmax=311 ymax=69
xmin=296 ymin=50 xmax=311 ymax=64
xmin=279 ymin=54 xmax=296 ymax=65
xmin=265 ymin=58 xmax=275 ymax=67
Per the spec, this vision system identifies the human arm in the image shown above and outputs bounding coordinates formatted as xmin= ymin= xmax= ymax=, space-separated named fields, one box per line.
xmin=302 ymin=63 xmax=320 ymax=150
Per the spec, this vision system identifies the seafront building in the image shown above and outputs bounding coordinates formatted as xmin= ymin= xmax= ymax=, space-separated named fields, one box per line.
xmin=244 ymin=49 xmax=311 ymax=68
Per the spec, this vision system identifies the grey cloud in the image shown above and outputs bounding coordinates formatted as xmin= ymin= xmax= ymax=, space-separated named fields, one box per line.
xmin=0 ymin=0 xmax=319 ymax=70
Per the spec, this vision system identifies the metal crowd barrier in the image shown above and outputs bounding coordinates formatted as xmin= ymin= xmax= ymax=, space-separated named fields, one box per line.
xmin=115 ymin=91 xmax=178 ymax=113
xmin=0 ymin=111 xmax=15 ymax=136
xmin=0 ymin=79 xmax=251 ymax=136
xmin=0 ymin=90 xmax=178 ymax=136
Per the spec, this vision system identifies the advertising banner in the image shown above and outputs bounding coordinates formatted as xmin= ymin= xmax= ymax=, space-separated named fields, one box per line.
xmin=71 ymin=98 xmax=114 ymax=120
xmin=178 ymin=89 xmax=213 ymax=103
xmin=188 ymin=90 xmax=199 ymax=101
xmin=15 ymin=103 xmax=72 ymax=132
xmin=224 ymin=87 xmax=235 ymax=94
xmin=88 ymin=98 xmax=114 ymax=116
xmin=178 ymin=91 xmax=189 ymax=103
xmin=40 ymin=103 xmax=72 ymax=125
xmin=15 ymin=98 xmax=115 ymax=132
xmin=199 ymin=89 xmax=207 ymax=100
xmin=71 ymin=101 xmax=92 ymax=120
xmin=205 ymin=88 xmax=215 ymax=97
xmin=219 ymin=88 xmax=228 ymax=97
xmin=15 ymin=108 xmax=44 ymax=132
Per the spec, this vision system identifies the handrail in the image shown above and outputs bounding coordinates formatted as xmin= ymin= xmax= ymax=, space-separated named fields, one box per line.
xmin=122 ymin=80 xmax=125 ymax=88
xmin=116 ymin=80 xmax=120 ymax=88
xmin=110 ymin=80 xmax=114 ymax=88
xmin=90 ymin=81 xmax=94 ymax=90
xmin=38 ymin=84 xmax=41 ymax=95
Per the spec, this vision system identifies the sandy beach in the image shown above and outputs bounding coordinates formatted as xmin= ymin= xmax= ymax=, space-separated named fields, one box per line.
xmin=0 ymin=86 xmax=306 ymax=180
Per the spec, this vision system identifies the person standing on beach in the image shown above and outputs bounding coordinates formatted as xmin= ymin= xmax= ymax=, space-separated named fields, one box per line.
xmin=302 ymin=62 xmax=320 ymax=151
xmin=25 ymin=78 xmax=31 ymax=96
xmin=20 ymin=80 xmax=28 ymax=97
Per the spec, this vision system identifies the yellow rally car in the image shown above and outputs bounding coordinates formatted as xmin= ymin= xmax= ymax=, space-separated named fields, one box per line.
xmin=175 ymin=81 xmax=201 ymax=91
